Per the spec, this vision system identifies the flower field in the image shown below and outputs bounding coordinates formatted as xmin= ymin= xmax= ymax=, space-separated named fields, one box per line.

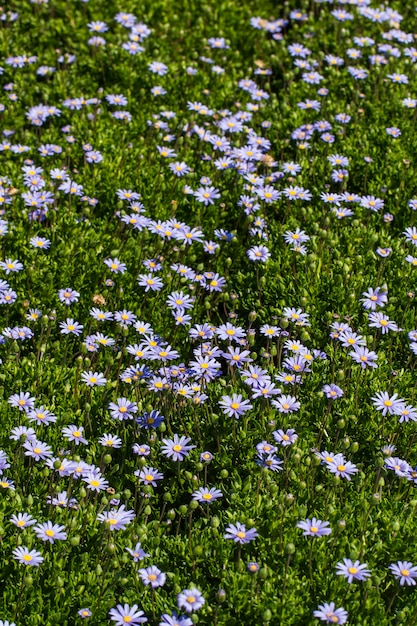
xmin=1 ymin=0 xmax=417 ymax=624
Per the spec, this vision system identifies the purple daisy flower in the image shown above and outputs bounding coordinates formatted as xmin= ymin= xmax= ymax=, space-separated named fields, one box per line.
xmin=218 ymin=394 xmax=252 ymax=419
xmin=138 ymin=565 xmax=166 ymax=588
xmin=161 ymin=434 xmax=195 ymax=462
xmin=389 ymin=561 xmax=417 ymax=586
xmin=335 ymin=558 xmax=371 ymax=583
xmin=297 ymin=518 xmax=332 ymax=537
xmin=224 ymin=522 xmax=258 ymax=544
xmin=313 ymin=602 xmax=347 ymax=624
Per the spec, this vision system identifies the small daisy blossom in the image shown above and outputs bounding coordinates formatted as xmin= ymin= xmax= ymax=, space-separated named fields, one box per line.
xmin=326 ymin=454 xmax=358 ymax=480
xmin=177 ymin=588 xmax=205 ymax=613
xmin=109 ymin=604 xmax=148 ymax=625
xmin=161 ymin=434 xmax=195 ymax=462
xmin=13 ymin=546 xmax=44 ymax=566
xmin=371 ymin=391 xmax=404 ymax=416
xmin=297 ymin=518 xmax=332 ymax=537
xmin=81 ymin=371 xmax=107 ymax=387
xmin=224 ymin=522 xmax=258 ymax=544
xmin=138 ymin=565 xmax=166 ymax=588
xmin=335 ymin=558 xmax=371 ymax=583
xmin=313 ymin=602 xmax=348 ymax=624
xmin=389 ymin=561 xmax=417 ymax=586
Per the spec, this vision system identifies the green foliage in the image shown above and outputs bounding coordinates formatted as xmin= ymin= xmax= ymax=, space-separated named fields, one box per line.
xmin=1 ymin=0 xmax=417 ymax=625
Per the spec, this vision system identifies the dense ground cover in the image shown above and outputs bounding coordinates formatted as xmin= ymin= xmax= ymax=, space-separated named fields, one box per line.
xmin=2 ymin=0 xmax=417 ymax=624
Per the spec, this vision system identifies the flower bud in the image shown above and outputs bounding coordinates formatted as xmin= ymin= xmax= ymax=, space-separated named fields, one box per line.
xmin=217 ymin=588 xmax=227 ymax=603
xmin=371 ymin=492 xmax=381 ymax=505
